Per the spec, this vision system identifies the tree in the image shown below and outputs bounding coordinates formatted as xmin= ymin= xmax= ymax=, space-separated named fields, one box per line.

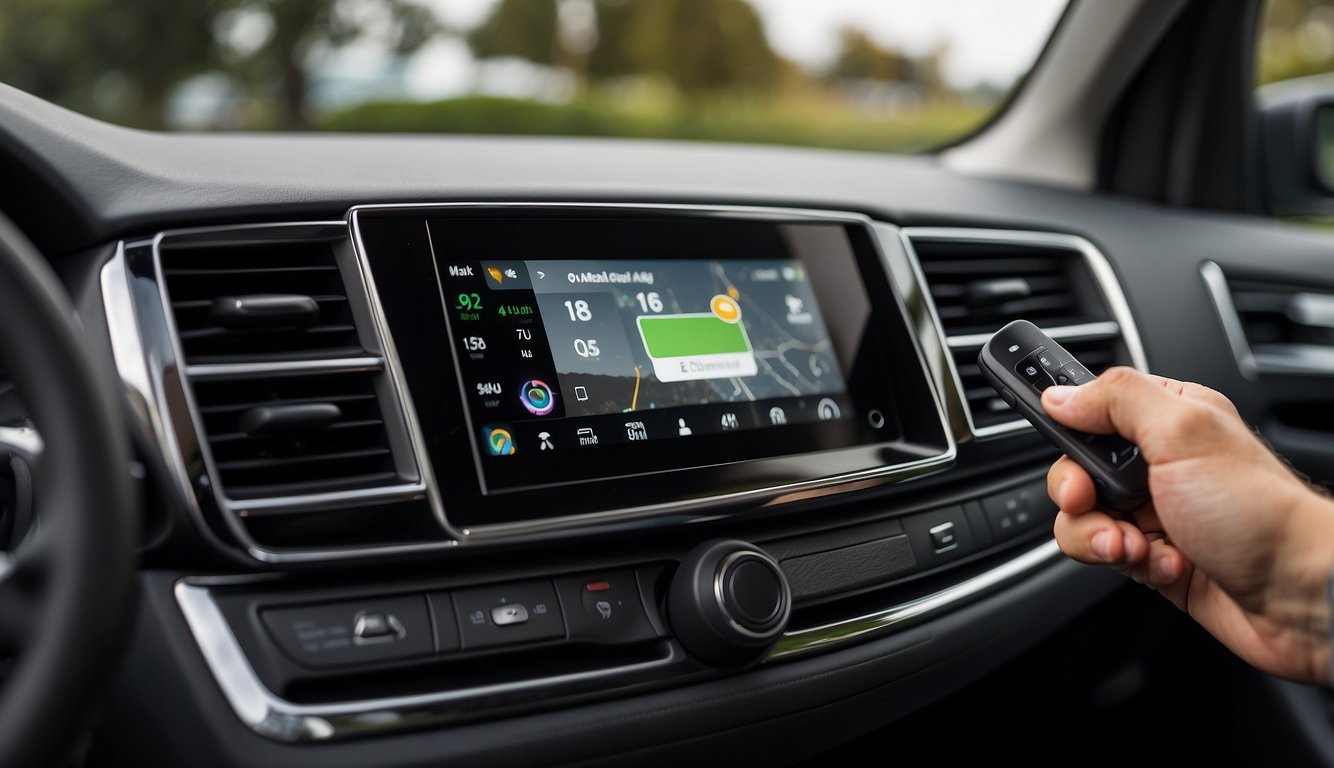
xmin=589 ymin=0 xmax=780 ymax=93
xmin=0 ymin=0 xmax=236 ymax=129
xmin=469 ymin=0 xmax=563 ymax=67
xmin=828 ymin=28 xmax=911 ymax=83
xmin=466 ymin=0 xmax=783 ymax=94
xmin=0 ymin=0 xmax=442 ymax=130
xmin=231 ymin=0 xmax=442 ymax=129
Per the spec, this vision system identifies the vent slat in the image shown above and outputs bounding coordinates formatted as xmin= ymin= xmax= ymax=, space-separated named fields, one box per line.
xmin=920 ymin=257 xmax=1059 ymax=275
xmin=162 ymin=265 xmax=339 ymax=278
xmin=172 ymin=294 xmax=347 ymax=311
xmin=215 ymin=447 xmax=391 ymax=473
xmin=226 ymin=472 xmax=401 ymax=500
xmin=199 ymin=392 xmax=377 ymax=416
xmin=208 ymin=419 xmax=385 ymax=445
xmin=177 ymin=323 xmax=357 ymax=342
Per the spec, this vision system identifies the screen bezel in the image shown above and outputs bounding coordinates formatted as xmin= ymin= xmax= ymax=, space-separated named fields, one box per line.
xmin=353 ymin=204 xmax=955 ymax=536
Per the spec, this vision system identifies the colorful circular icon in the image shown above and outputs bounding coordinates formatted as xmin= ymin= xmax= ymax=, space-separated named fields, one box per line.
xmin=484 ymin=427 xmax=515 ymax=456
xmin=710 ymin=294 xmax=741 ymax=324
xmin=519 ymin=379 xmax=556 ymax=416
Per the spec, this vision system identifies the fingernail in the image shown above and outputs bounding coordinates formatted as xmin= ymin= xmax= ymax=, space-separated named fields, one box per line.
xmin=1091 ymin=531 xmax=1112 ymax=561
xmin=1044 ymin=385 xmax=1077 ymax=406
xmin=1056 ymin=479 xmax=1068 ymax=505
xmin=1123 ymin=533 xmax=1137 ymax=559
xmin=1158 ymin=555 xmax=1177 ymax=581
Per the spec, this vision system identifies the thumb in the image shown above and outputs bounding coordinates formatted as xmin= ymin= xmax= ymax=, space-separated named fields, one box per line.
xmin=1040 ymin=367 xmax=1177 ymax=452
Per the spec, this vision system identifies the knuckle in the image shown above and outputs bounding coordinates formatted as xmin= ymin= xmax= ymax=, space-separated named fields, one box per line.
xmin=1099 ymin=366 xmax=1139 ymax=387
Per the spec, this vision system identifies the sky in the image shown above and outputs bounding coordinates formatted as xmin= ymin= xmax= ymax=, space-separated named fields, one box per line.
xmin=360 ymin=0 xmax=1070 ymax=103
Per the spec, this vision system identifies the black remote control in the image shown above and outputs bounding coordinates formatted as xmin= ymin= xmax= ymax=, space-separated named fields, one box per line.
xmin=978 ymin=319 xmax=1149 ymax=512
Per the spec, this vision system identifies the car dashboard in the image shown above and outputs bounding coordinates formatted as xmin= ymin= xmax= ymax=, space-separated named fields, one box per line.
xmin=5 ymin=82 xmax=1333 ymax=767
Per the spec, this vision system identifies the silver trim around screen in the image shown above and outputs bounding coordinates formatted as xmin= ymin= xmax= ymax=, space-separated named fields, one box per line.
xmin=347 ymin=203 xmax=959 ymax=543
xmin=897 ymin=228 xmax=1149 ymax=441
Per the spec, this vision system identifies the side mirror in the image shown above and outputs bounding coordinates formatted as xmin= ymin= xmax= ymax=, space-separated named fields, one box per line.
xmin=1258 ymin=74 xmax=1334 ymax=217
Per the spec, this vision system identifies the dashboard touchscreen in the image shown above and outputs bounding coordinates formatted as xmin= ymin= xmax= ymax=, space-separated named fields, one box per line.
xmin=421 ymin=214 xmax=904 ymax=496
xmin=442 ymin=256 xmax=849 ymax=475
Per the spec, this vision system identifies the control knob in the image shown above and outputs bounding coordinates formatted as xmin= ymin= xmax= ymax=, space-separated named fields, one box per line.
xmin=667 ymin=539 xmax=792 ymax=667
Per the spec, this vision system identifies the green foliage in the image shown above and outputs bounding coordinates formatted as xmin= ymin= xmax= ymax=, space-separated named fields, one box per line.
xmin=237 ymin=0 xmax=442 ymax=129
xmin=319 ymin=94 xmax=988 ymax=154
xmin=0 ymin=0 xmax=235 ymax=128
xmin=0 ymin=0 xmax=441 ymax=129
xmin=0 ymin=0 xmax=989 ymax=151
xmin=469 ymin=0 xmax=562 ymax=67
xmin=828 ymin=27 xmax=911 ymax=83
xmin=588 ymin=0 xmax=779 ymax=91
xmin=1259 ymin=0 xmax=1334 ymax=85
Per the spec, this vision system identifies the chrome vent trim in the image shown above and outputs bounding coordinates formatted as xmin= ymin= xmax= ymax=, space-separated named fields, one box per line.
xmin=102 ymin=223 xmax=452 ymax=563
xmin=899 ymin=229 xmax=1148 ymax=441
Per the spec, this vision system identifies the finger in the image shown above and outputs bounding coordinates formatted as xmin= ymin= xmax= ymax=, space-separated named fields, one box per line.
xmin=1041 ymin=366 xmax=1174 ymax=438
xmin=1040 ymin=366 xmax=1217 ymax=463
xmin=1146 ymin=540 xmax=1192 ymax=611
xmin=1052 ymin=509 xmax=1150 ymax=565
xmin=1048 ymin=455 xmax=1097 ymax=515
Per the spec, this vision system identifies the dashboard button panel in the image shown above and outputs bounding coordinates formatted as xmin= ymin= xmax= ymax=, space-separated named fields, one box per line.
xmin=448 ymin=580 xmax=565 ymax=650
xmin=981 ymin=480 xmax=1056 ymax=540
xmin=261 ymin=594 xmax=433 ymax=669
xmin=554 ymin=570 xmax=657 ymax=644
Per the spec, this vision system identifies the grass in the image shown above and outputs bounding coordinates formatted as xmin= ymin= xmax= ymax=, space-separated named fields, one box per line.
xmin=318 ymin=92 xmax=991 ymax=154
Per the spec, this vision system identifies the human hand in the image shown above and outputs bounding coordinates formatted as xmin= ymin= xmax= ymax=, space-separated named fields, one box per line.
xmin=1042 ymin=367 xmax=1334 ymax=684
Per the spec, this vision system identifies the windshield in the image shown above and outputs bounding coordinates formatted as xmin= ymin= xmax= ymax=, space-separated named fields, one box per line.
xmin=0 ymin=0 xmax=1066 ymax=153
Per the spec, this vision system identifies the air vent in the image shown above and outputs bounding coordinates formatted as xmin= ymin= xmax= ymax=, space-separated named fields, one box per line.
xmin=138 ymin=225 xmax=438 ymax=560
xmin=194 ymin=373 xmax=398 ymax=499
xmin=908 ymin=231 xmax=1140 ymax=436
xmin=1202 ymin=262 xmax=1334 ymax=378
xmin=914 ymin=240 xmax=1105 ymax=336
xmin=161 ymin=241 xmax=362 ymax=364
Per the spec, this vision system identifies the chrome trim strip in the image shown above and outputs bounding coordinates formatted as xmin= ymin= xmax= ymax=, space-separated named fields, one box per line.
xmin=875 ymin=224 xmax=973 ymax=442
xmin=899 ymin=228 xmax=1150 ymax=441
xmin=945 ymin=320 xmax=1121 ymax=350
xmin=346 ymin=215 xmax=459 ymax=541
xmin=174 ymin=578 xmax=683 ymax=742
xmin=767 ymin=539 xmax=1063 ymax=660
xmin=230 ymin=482 xmax=428 ymax=516
xmin=348 ymin=203 xmax=958 ymax=544
xmin=1200 ymin=261 xmax=1260 ymax=380
xmin=102 ymin=243 xmax=236 ymax=554
xmin=185 ymin=356 xmax=385 ymax=380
